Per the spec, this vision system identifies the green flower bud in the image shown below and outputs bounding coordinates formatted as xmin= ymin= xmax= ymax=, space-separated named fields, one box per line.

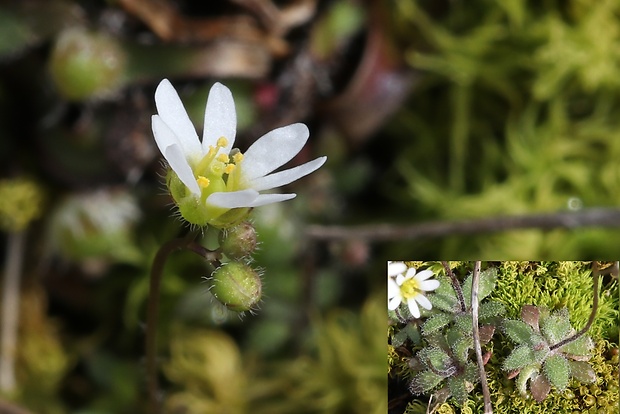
xmin=218 ymin=221 xmax=258 ymax=259
xmin=49 ymin=28 xmax=126 ymax=100
xmin=210 ymin=262 xmax=262 ymax=312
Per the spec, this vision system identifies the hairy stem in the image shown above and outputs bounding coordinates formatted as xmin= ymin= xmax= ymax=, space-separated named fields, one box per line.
xmin=549 ymin=261 xmax=600 ymax=352
xmin=441 ymin=261 xmax=466 ymax=312
xmin=471 ymin=261 xmax=492 ymax=413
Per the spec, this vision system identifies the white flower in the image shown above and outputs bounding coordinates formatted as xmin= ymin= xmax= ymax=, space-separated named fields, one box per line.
xmin=388 ymin=265 xmax=440 ymax=318
xmin=151 ymin=79 xmax=327 ymax=227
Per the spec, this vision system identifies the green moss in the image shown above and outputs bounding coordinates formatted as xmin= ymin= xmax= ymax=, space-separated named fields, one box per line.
xmin=491 ymin=262 xmax=618 ymax=340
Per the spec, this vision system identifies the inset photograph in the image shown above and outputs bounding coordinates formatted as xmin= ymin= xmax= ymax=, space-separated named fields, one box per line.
xmin=388 ymin=261 xmax=619 ymax=414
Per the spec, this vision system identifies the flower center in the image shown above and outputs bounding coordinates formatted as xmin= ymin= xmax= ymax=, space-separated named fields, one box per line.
xmin=192 ymin=137 xmax=246 ymax=202
xmin=400 ymin=278 xmax=421 ymax=300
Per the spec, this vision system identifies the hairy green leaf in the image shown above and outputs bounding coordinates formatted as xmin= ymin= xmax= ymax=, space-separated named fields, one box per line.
xmin=418 ymin=347 xmax=456 ymax=376
xmin=541 ymin=308 xmax=572 ymax=345
xmin=479 ymin=301 xmax=505 ymax=321
xmin=516 ymin=365 xmax=538 ymax=397
xmin=421 ymin=312 xmax=452 ymax=336
xmin=503 ymin=344 xmax=536 ymax=371
xmin=560 ymin=334 xmax=593 ymax=356
xmin=447 ymin=377 xmax=469 ymax=405
xmin=409 ymin=370 xmax=444 ymax=394
xmin=454 ymin=313 xmax=473 ymax=332
xmin=463 ymin=267 xmax=498 ymax=307
xmin=543 ymin=354 xmax=570 ymax=391
xmin=503 ymin=319 xmax=532 ymax=344
xmin=428 ymin=276 xmax=459 ymax=313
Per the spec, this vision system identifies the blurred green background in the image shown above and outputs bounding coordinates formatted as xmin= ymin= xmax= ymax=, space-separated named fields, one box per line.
xmin=0 ymin=0 xmax=618 ymax=413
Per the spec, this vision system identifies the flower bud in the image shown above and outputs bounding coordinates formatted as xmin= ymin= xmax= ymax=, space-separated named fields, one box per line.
xmin=210 ymin=262 xmax=262 ymax=312
xmin=49 ymin=28 xmax=126 ymax=100
xmin=218 ymin=221 xmax=258 ymax=259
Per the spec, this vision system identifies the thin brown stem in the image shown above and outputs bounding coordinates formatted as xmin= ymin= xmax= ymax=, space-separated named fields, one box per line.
xmin=145 ymin=230 xmax=214 ymax=413
xmin=441 ymin=261 xmax=466 ymax=312
xmin=549 ymin=261 xmax=600 ymax=352
xmin=305 ymin=208 xmax=620 ymax=241
xmin=471 ymin=261 xmax=492 ymax=414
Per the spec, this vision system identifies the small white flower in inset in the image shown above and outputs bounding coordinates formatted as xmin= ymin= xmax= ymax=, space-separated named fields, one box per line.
xmin=151 ymin=78 xmax=327 ymax=228
xmin=388 ymin=266 xmax=440 ymax=318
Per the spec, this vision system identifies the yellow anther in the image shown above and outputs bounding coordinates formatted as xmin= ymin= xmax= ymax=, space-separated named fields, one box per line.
xmin=197 ymin=176 xmax=210 ymax=188
xmin=207 ymin=145 xmax=216 ymax=157
xmin=224 ymin=164 xmax=236 ymax=174
xmin=217 ymin=154 xmax=229 ymax=163
xmin=217 ymin=137 xmax=228 ymax=148
xmin=232 ymin=153 xmax=244 ymax=164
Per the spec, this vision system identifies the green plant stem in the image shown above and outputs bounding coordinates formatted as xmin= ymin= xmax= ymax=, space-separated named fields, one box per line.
xmin=0 ymin=231 xmax=25 ymax=393
xmin=441 ymin=261 xmax=466 ymax=312
xmin=549 ymin=261 xmax=600 ymax=352
xmin=146 ymin=230 xmax=222 ymax=413
xmin=471 ymin=261 xmax=492 ymax=414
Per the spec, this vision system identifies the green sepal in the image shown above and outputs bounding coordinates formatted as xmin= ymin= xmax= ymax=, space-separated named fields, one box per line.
xmin=422 ymin=312 xmax=452 ymax=336
xmin=409 ymin=370 xmax=445 ymax=394
xmin=503 ymin=344 xmax=536 ymax=371
xmin=543 ymin=354 xmax=570 ymax=391
xmin=463 ymin=267 xmax=498 ymax=308
xmin=503 ymin=319 xmax=533 ymax=344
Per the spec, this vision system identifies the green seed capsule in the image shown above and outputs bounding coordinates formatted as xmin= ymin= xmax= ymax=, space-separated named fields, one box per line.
xmin=210 ymin=262 xmax=262 ymax=312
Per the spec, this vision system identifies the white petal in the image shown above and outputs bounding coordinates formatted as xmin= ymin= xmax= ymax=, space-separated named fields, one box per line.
xmin=419 ymin=279 xmax=440 ymax=292
xmin=388 ymin=262 xmax=407 ymax=277
xmin=388 ymin=295 xmax=402 ymax=311
xmin=154 ymin=79 xmax=202 ymax=157
xmin=415 ymin=294 xmax=433 ymax=311
xmin=202 ymin=82 xmax=236 ymax=154
xmin=164 ymin=144 xmax=200 ymax=196
xmin=388 ymin=277 xmax=400 ymax=298
xmin=404 ymin=268 xmax=418 ymax=279
xmin=152 ymin=115 xmax=178 ymax=156
xmin=249 ymin=156 xmax=327 ymax=191
xmin=414 ymin=269 xmax=436 ymax=282
xmin=206 ymin=189 xmax=259 ymax=208
xmin=246 ymin=193 xmax=296 ymax=207
xmin=407 ymin=298 xmax=421 ymax=318
xmin=395 ymin=274 xmax=406 ymax=285
xmin=242 ymin=123 xmax=309 ymax=181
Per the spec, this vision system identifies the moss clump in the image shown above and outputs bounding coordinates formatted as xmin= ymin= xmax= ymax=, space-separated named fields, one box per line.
xmin=491 ymin=262 xmax=618 ymax=339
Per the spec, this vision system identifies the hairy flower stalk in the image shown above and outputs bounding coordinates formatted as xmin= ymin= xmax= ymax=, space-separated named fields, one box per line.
xmin=152 ymin=78 xmax=327 ymax=228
